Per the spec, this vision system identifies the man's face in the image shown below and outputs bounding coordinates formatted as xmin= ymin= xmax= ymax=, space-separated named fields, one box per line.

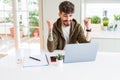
xmin=59 ymin=12 xmax=73 ymax=26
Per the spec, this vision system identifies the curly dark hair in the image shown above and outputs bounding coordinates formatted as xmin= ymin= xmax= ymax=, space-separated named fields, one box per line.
xmin=59 ymin=1 xmax=74 ymax=14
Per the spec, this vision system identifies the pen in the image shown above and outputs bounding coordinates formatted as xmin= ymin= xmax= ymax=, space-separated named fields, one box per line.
xmin=29 ymin=56 xmax=41 ymax=61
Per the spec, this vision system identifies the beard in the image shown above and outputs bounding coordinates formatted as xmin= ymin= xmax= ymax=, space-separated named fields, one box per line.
xmin=62 ymin=20 xmax=72 ymax=26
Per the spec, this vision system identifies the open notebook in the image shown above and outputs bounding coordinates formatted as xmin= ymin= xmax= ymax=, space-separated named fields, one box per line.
xmin=23 ymin=54 xmax=49 ymax=67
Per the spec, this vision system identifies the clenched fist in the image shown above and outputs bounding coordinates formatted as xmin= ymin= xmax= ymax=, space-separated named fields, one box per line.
xmin=47 ymin=20 xmax=54 ymax=32
xmin=84 ymin=18 xmax=91 ymax=29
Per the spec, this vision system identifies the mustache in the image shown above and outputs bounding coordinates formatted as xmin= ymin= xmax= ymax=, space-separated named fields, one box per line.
xmin=63 ymin=20 xmax=72 ymax=22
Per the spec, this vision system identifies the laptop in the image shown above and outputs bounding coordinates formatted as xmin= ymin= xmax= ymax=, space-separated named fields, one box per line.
xmin=64 ymin=43 xmax=99 ymax=63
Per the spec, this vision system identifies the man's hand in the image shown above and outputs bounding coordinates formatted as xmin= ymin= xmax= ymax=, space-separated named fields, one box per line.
xmin=47 ymin=20 xmax=54 ymax=32
xmin=84 ymin=18 xmax=91 ymax=30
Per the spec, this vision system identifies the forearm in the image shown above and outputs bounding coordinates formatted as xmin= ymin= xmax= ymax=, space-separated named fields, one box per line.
xmin=48 ymin=32 xmax=53 ymax=41
xmin=47 ymin=32 xmax=55 ymax=52
xmin=84 ymin=18 xmax=91 ymax=42
xmin=86 ymin=32 xmax=91 ymax=42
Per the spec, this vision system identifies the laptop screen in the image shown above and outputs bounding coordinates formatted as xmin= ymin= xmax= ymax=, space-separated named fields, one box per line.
xmin=64 ymin=43 xmax=99 ymax=63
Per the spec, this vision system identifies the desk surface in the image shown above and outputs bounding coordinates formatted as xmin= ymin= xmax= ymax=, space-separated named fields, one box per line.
xmin=0 ymin=52 xmax=120 ymax=80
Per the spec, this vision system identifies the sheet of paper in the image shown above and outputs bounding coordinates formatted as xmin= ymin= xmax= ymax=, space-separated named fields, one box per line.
xmin=23 ymin=54 xmax=48 ymax=67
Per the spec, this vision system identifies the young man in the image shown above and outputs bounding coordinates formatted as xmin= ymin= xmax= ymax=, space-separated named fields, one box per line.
xmin=47 ymin=1 xmax=91 ymax=52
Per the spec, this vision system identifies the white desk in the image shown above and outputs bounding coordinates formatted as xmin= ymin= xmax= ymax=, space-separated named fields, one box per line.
xmin=0 ymin=52 xmax=120 ymax=80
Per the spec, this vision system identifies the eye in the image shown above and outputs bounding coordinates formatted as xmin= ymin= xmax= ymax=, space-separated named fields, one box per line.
xmin=69 ymin=14 xmax=73 ymax=17
xmin=63 ymin=14 xmax=67 ymax=17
